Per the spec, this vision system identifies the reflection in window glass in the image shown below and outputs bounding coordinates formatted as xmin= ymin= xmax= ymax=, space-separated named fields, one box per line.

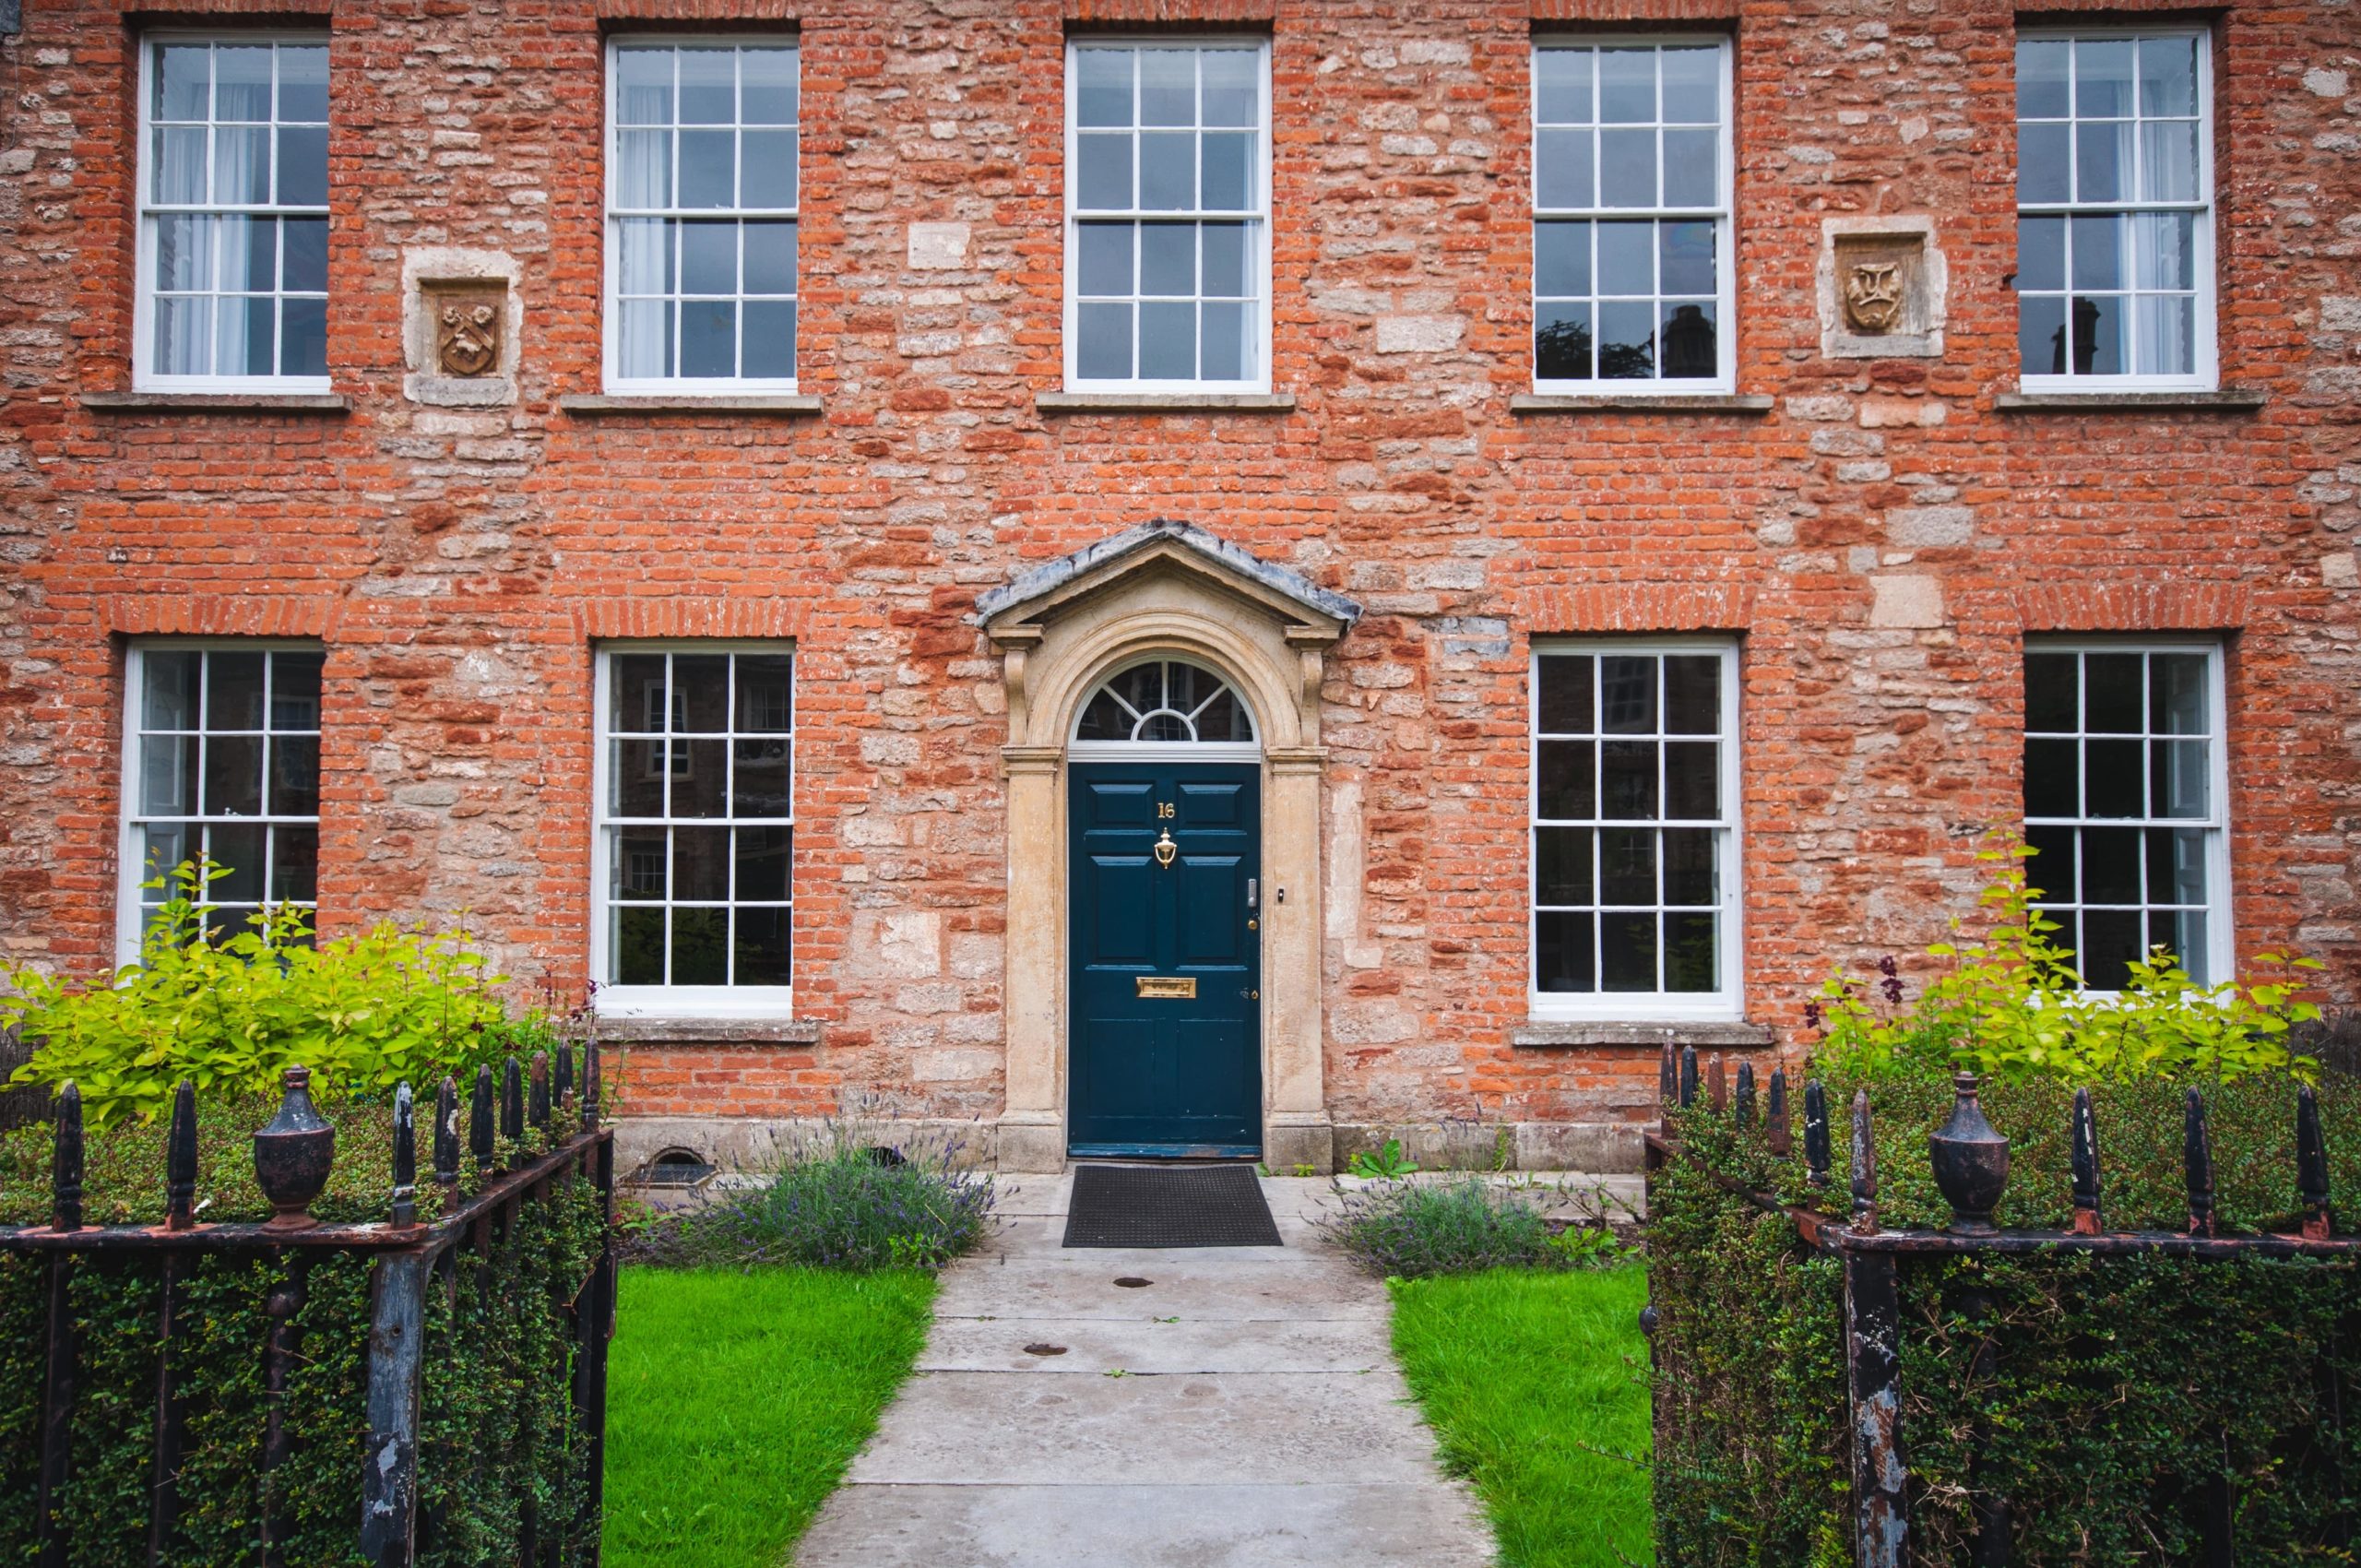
xmin=599 ymin=648 xmax=794 ymax=991
xmin=1533 ymin=41 xmax=1728 ymax=386
xmin=141 ymin=37 xmax=330 ymax=382
xmin=1070 ymin=42 xmax=1266 ymax=387
xmin=125 ymin=644 xmax=323 ymax=948
xmin=2023 ymin=645 xmax=2222 ymax=987
xmin=608 ymin=42 xmax=800 ymax=386
xmin=1532 ymin=646 xmax=1735 ymax=1007
xmin=2014 ymin=30 xmax=2210 ymax=384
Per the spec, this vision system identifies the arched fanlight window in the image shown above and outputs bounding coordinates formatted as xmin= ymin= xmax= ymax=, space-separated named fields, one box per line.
xmin=1073 ymin=659 xmax=1257 ymax=744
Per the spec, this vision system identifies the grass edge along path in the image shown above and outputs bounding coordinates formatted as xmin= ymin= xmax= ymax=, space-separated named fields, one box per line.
xmin=1389 ymin=1265 xmax=1655 ymax=1568
xmin=602 ymin=1265 xmax=936 ymax=1568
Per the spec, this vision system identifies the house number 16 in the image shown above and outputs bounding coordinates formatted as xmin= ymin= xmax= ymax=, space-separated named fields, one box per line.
xmin=1157 ymin=802 xmax=1175 ymax=819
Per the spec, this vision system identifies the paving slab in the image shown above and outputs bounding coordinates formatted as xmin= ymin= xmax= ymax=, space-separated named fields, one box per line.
xmin=797 ymin=1171 xmax=1498 ymax=1568
xmin=796 ymin=1483 xmax=1494 ymax=1568
xmin=919 ymin=1314 xmax=1389 ymax=1374
xmin=845 ymin=1369 xmax=1441 ymax=1487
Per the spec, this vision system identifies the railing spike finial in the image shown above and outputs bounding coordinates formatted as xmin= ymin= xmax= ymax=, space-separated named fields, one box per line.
xmin=529 ymin=1051 xmax=551 ymax=1130
xmin=2070 ymin=1087 xmax=2104 ymax=1235
xmin=553 ymin=1038 xmax=575 ymax=1106
xmin=1849 ymin=1088 xmax=1879 ymax=1234
xmin=51 ymin=1082 xmax=84 ymax=1234
xmin=501 ymin=1056 xmax=525 ymax=1143
xmin=1658 ymin=1041 xmax=1677 ymax=1132
xmin=1735 ymin=1060 xmax=1756 ymax=1128
xmin=2297 ymin=1083 xmax=2331 ymax=1241
xmin=1767 ymin=1064 xmax=1793 ymax=1158
xmin=433 ymin=1075 xmax=459 ymax=1188
xmin=1707 ymin=1054 xmax=1728 ymax=1113
xmin=390 ymin=1083 xmax=418 ymax=1229
xmin=165 ymin=1079 xmax=199 ymax=1231
xmin=1679 ymin=1046 xmax=1698 ymax=1110
xmin=1804 ymin=1080 xmax=1831 ymax=1187
xmin=2184 ymin=1087 xmax=2215 ymax=1239
xmin=470 ymin=1064 xmax=495 ymax=1168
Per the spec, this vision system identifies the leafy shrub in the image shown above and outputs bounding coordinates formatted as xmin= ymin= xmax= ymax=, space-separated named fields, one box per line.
xmin=1346 ymin=1136 xmax=1421 ymax=1179
xmin=1 ymin=860 xmax=534 ymax=1128
xmin=627 ymin=1116 xmax=994 ymax=1272
xmin=1650 ymin=1075 xmax=2361 ymax=1567
xmin=1316 ymin=1174 xmax=1631 ymax=1279
xmin=1810 ymin=840 xmax=2320 ymax=1087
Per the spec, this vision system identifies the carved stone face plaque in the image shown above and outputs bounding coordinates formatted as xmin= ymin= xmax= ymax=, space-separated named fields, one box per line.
xmin=1845 ymin=262 xmax=1904 ymax=334
xmin=433 ymin=290 xmax=503 ymax=377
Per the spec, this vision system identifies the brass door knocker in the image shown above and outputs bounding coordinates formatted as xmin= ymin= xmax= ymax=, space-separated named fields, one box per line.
xmin=1153 ymin=827 xmax=1178 ymax=867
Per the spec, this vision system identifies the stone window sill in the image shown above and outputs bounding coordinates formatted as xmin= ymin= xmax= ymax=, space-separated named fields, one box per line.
xmin=1994 ymin=388 xmax=2267 ymax=413
xmin=591 ymin=1016 xmax=824 ymax=1047
xmin=79 ymin=391 xmax=351 ymax=413
xmin=558 ymin=394 xmax=823 ymax=415
xmin=1513 ymin=1019 xmax=1774 ymax=1051
xmin=1509 ymin=393 xmax=1774 ymax=415
xmin=1035 ymin=392 xmax=1298 ymax=414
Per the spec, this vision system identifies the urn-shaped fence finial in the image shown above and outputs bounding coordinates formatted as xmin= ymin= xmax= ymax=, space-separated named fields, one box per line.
xmin=253 ymin=1066 xmax=336 ymax=1231
xmin=1928 ymin=1071 xmax=2011 ymax=1235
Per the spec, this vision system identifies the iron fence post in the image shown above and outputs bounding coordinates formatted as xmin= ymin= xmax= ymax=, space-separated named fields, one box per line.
xmin=1845 ymin=1244 xmax=1908 ymax=1568
xmin=361 ymin=1248 xmax=433 ymax=1567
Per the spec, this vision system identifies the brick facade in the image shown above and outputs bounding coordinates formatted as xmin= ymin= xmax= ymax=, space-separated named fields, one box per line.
xmin=2 ymin=0 xmax=2357 ymax=1170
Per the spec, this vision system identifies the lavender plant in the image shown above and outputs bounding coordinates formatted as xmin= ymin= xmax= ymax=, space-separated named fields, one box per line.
xmin=1314 ymin=1173 xmax=1631 ymax=1278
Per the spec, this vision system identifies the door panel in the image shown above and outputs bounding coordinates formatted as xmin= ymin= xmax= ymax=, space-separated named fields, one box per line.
xmin=1069 ymin=761 xmax=1262 ymax=1155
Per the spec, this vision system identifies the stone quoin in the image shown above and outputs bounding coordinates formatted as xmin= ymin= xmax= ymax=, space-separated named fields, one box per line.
xmin=1 ymin=0 xmax=2356 ymax=1176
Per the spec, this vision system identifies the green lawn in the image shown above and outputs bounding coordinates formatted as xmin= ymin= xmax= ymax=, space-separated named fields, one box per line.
xmin=1390 ymin=1265 xmax=1655 ymax=1568
xmin=602 ymin=1266 xmax=935 ymax=1568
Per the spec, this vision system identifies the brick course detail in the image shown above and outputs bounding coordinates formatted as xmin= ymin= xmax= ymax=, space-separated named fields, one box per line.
xmin=2 ymin=0 xmax=2357 ymax=1160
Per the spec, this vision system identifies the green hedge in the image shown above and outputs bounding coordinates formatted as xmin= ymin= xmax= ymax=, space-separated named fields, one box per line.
xmin=0 ymin=1112 xmax=606 ymax=1566
xmin=1649 ymin=1071 xmax=2361 ymax=1566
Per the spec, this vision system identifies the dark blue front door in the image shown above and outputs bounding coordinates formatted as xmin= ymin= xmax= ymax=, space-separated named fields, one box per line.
xmin=1068 ymin=762 xmax=1262 ymax=1157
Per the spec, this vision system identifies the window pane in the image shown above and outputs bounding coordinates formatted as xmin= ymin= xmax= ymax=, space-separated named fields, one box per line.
xmin=276 ymin=125 xmax=327 ymax=207
xmin=615 ymin=906 xmax=665 ymax=984
xmin=208 ymin=651 xmax=266 ymax=728
xmin=2138 ymin=120 xmax=2198 ymax=203
xmin=674 ymin=826 xmax=730 ymax=901
xmin=1201 ymin=301 xmax=1246 ymax=381
xmin=2025 ymin=652 xmax=2077 ymax=731
xmin=1077 ymin=133 xmax=1133 ymax=210
xmin=1600 ymin=827 xmax=1654 ymax=904
xmin=1202 ymin=222 xmax=1247 ymax=296
xmin=2025 ymin=825 xmax=2076 ymax=899
xmin=612 ymin=742 xmax=665 ymax=817
xmin=2017 ymin=121 xmax=2071 ymax=204
xmin=2018 ymin=38 xmax=2071 ymax=119
xmin=615 ymin=130 xmax=672 ymax=208
xmin=153 ymin=126 xmax=208 ymax=205
xmin=204 ymin=735 xmax=263 ymax=816
xmin=680 ymin=301 xmax=735 ymax=376
xmin=744 ymin=219 xmax=796 ymax=295
xmin=2018 ymin=295 xmax=2066 ymax=377
xmin=1203 ymin=49 xmax=1257 ymax=127
xmin=678 ymin=48 xmax=735 ymax=125
xmin=1139 ymin=132 xmax=1194 ymax=210
xmin=682 ymin=220 xmax=736 ymax=295
xmin=214 ymin=44 xmax=272 ymax=121
xmin=1601 ymin=741 xmax=1658 ymax=819
xmin=1665 ymin=913 xmax=1717 ymax=991
xmin=156 ymin=296 xmax=209 ymax=376
xmin=268 ymin=734 xmax=319 ymax=815
xmin=2084 ymin=654 xmax=2142 ymax=731
xmin=733 ymin=738 xmax=791 ymax=817
xmin=2076 ymin=39 xmax=2137 ymax=118
xmin=1139 ymin=301 xmax=1196 ymax=380
xmin=2083 ymin=738 xmax=2142 ymax=817
xmin=2023 ymin=738 xmax=2079 ymax=817
xmin=2133 ymin=295 xmax=2192 ymax=378
xmin=1599 ymin=658 xmax=1656 ymax=733
xmin=2070 ymin=293 xmax=2122 ymax=375
xmin=270 ymin=652 xmax=323 ymax=727
xmin=282 ymin=216 xmax=327 ymax=293
xmin=742 ymin=131 xmax=798 ymax=208
xmin=2078 ymin=909 xmax=2142 ymax=990
xmin=1659 ymin=220 xmax=1714 ymax=294
xmin=2151 ymin=740 xmax=2207 ymax=818
xmin=2138 ymin=35 xmax=2197 ymax=117
xmin=1077 ymin=50 xmax=1133 ymax=128
xmin=270 ymin=825 xmax=318 ymax=902
xmin=1078 ymin=223 xmax=1133 ymax=296
xmin=1663 ymin=828 xmax=1716 ymax=905
xmin=1597 ymin=128 xmax=1655 ymax=208
xmin=1139 ymin=222 xmax=1194 ymax=296
xmin=1662 ymin=128 xmax=1715 ymax=208
xmin=672 ymin=739 xmax=727 ymax=818
xmin=1077 ymin=302 xmax=1133 ymax=380
xmin=1534 ymin=129 xmax=1594 ymax=209
xmin=617 ymin=300 xmax=671 ymax=379
xmin=615 ymin=47 xmax=674 ymax=125
xmin=1201 ymin=131 xmax=1251 ymax=210
xmin=279 ymin=297 xmax=326 ymax=377
xmin=735 ymin=908 xmax=792 ymax=985
xmin=741 ymin=48 xmax=799 ymax=125
xmin=2018 ymin=215 xmax=2065 ymax=292
xmin=1597 ymin=222 xmax=1653 ymax=294
xmin=1536 ymin=911 xmax=1595 ymax=992
xmin=156 ymin=43 xmax=210 ymax=122
xmin=1536 ymin=220 xmax=1591 ymax=298
xmin=1536 ymin=656 xmax=1594 ymax=735
xmin=208 ymin=824 xmax=265 ymax=904
xmin=214 ymin=124 xmax=268 ymax=204
xmin=679 ymin=130 xmax=735 ymax=208
xmin=1601 ymin=913 xmax=1655 ymax=991
xmin=671 ymin=909 xmax=727 ymax=985
xmin=213 ymin=295 xmax=273 ymax=378
xmin=142 ymin=736 xmax=198 ymax=815
xmin=2151 ymin=654 xmax=2207 ymax=733
xmin=2075 ymin=119 xmax=2132 ymax=203
xmin=1536 ymin=827 xmax=1592 ymax=906
xmin=2082 ymin=826 xmax=2140 ymax=902
xmin=1660 ymin=47 xmax=1718 ymax=125
xmin=1661 ymin=301 xmax=1715 ymax=379
xmin=1140 ymin=49 xmax=1194 ymax=126
xmin=742 ymin=302 xmax=795 ymax=380
xmin=1536 ymin=303 xmax=1593 ymax=380
xmin=2149 ymin=826 xmax=2207 ymax=906
xmin=144 ymin=651 xmax=201 ymax=730
xmin=1535 ymin=50 xmax=1593 ymax=125
xmin=1663 ymin=656 xmax=1719 ymax=734
xmin=1664 ymin=742 xmax=1718 ymax=819
xmin=1598 ymin=49 xmax=1654 ymax=124
xmin=1536 ymin=740 xmax=1596 ymax=820
xmin=1599 ymin=301 xmax=1655 ymax=375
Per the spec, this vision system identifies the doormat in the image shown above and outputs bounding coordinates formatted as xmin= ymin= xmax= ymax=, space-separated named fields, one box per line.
xmin=1062 ymin=1163 xmax=1285 ymax=1249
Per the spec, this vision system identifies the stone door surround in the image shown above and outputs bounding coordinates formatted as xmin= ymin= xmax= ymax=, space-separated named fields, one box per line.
xmin=978 ymin=519 xmax=1361 ymax=1173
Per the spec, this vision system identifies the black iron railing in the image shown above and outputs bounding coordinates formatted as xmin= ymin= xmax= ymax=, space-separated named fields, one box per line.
xmin=1646 ymin=1044 xmax=2354 ymax=1568
xmin=2 ymin=1045 xmax=615 ymax=1568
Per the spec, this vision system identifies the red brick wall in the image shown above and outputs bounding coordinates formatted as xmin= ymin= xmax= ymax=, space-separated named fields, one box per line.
xmin=3 ymin=0 xmax=2357 ymax=1144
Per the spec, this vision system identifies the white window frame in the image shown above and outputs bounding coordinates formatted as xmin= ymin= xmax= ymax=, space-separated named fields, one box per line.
xmin=2022 ymin=637 xmax=2232 ymax=991
xmin=1062 ymin=36 xmax=1273 ymax=395
xmin=1530 ymin=34 xmax=1737 ymax=396
xmin=2014 ymin=26 xmax=2217 ymax=393
xmin=1528 ymin=638 xmax=1743 ymax=1022
xmin=601 ymin=36 xmax=801 ymax=397
xmin=115 ymin=639 xmax=325 ymax=966
xmin=1067 ymin=656 xmax=1263 ymax=765
xmin=133 ymin=30 xmax=333 ymax=394
xmin=590 ymin=641 xmax=797 ymax=1019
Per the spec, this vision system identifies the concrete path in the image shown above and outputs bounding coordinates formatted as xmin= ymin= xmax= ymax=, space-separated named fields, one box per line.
xmin=794 ymin=1174 xmax=1499 ymax=1568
